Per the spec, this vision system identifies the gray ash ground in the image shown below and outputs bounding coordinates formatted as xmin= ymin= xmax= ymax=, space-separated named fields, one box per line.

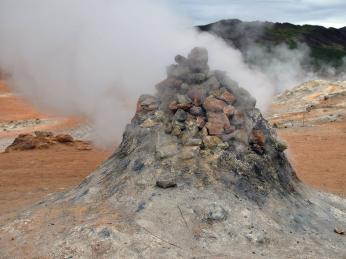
xmin=0 ymin=48 xmax=345 ymax=258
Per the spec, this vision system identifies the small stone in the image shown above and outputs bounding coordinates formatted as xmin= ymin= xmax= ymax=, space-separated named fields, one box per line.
xmin=251 ymin=130 xmax=266 ymax=147
xmin=223 ymin=105 xmax=236 ymax=116
xmin=187 ymin=88 xmax=205 ymax=106
xmin=169 ymin=101 xmax=178 ymax=111
xmin=164 ymin=123 xmax=173 ymax=134
xmin=275 ymin=140 xmax=288 ymax=152
xmin=156 ymin=143 xmax=179 ymax=159
xmin=203 ymin=136 xmax=223 ymax=149
xmin=187 ymin=47 xmax=209 ymax=73
xmin=140 ymin=119 xmax=157 ymax=128
xmin=334 ymin=227 xmax=345 ymax=235
xmin=55 ymin=134 xmax=74 ymax=143
xmin=203 ymin=97 xmax=227 ymax=112
xmin=207 ymin=204 xmax=227 ymax=221
xmin=174 ymin=109 xmax=187 ymax=122
xmin=187 ymin=73 xmax=207 ymax=84
xmin=196 ymin=116 xmax=206 ymax=129
xmin=189 ymin=106 xmax=204 ymax=116
xmin=202 ymin=76 xmax=220 ymax=90
xmin=171 ymin=126 xmax=182 ymax=136
xmin=177 ymin=94 xmax=191 ymax=104
xmin=175 ymin=54 xmax=187 ymax=64
xmin=156 ymin=179 xmax=177 ymax=189
xmin=185 ymin=138 xmax=202 ymax=146
xmin=136 ymin=95 xmax=159 ymax=113
xmin=232 ymin=110 xmax=245 ymax=126
xmin=179 ymin=146 xmax=200 ymax=160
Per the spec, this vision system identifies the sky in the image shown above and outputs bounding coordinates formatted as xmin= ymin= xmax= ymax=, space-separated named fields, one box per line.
xmin=171 ymin=0 xmax=346 ymax=28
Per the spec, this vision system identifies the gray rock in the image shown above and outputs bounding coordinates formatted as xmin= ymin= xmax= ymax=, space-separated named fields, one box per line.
xmin=174 ymin=109 xmax=187 ymax=122
xmin=207 ymin=204 xmax=227 ymax=221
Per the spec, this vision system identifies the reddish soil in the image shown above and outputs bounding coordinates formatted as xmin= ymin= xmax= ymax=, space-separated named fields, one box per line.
xmin=279 ymin=120 xmax=346 ymax=197
xmin=0 ymin=145 xmax=112 ymax=219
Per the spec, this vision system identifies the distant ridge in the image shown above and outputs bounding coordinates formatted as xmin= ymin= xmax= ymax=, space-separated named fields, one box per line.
xmin=198 ymin=19 xmax=346 ymax=69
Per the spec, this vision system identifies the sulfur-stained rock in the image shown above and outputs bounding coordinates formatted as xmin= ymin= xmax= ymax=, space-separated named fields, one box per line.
xmin=55 ymin=134 xmax=74 ymax=143
xmin=203 ymin=135 xmax=223 ymax=148
xmin=140 ymin=119 xmax=157 ymax=128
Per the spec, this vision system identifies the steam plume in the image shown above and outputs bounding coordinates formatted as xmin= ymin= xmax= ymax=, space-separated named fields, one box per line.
xmin=0 ymin=0 xmax=320 ymax=145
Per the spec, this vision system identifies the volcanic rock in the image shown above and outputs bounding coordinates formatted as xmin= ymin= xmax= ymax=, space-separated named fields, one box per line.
xmin=1 ymin=48 xmax=345 ymax=259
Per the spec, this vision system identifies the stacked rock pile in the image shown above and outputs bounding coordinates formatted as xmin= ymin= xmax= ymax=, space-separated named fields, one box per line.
xmin=136 ymin=47 xmax=285 ymax=157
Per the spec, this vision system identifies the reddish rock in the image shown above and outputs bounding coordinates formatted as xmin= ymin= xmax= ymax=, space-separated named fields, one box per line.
xmin=251 ymin=130 xmax=266 ymax=147
xmin=55 ymin=134 xmax=74 ymax=143
xmin=232 ymin=110 xmax=245 ymax=125
xmin=206 ymin=112 xmax=233 ymax=136
xmin=218 ymin=90 xmax=236 ymax=104
xmin=223 ymin=105 xmax=236 ymax=116
xmin=136 ymin=95 xmax=159 ymax=113
xmin=203 ymin=97 xmax=227 ymax=112
xmin=169 ymin=101 xmax=178 ymax=111
xmin=196 ymin=116 xmax=206 ymax=129
xmin=187 ymin=88 xmax=205 ymax=106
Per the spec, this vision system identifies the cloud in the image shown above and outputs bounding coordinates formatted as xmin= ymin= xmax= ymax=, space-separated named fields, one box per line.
xmin=173 ymin=0 xmax=346 ymax=28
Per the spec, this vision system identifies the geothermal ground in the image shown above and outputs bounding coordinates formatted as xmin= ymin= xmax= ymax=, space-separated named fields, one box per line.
xmin=1 ymin=79 xmax=345 ymax=222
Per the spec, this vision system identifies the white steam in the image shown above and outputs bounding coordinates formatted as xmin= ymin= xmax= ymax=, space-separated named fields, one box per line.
xmin=0 ymin=0 xmax=316 ymax=145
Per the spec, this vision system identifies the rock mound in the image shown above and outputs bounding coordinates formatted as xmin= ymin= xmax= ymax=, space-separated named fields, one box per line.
xmin=0 ymin=48 xmax=345 ymax=259
xmin=4 ymin=131 xmax=91 ymax=152
xmin=267 ymin=80 xmax=346 ymax=128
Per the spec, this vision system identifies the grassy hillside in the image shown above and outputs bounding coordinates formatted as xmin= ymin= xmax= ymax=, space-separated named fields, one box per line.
xmin=198 ymin=19 xmax=346 ymax=70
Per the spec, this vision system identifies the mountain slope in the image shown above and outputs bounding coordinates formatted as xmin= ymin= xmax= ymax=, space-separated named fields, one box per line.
xmin=198 ymin=19 xmax=346 ymax=69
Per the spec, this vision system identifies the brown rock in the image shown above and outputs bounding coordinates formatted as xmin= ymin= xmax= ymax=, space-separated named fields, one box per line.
xmin=251 ymin=130 xmax=266 ymax=147
xmin=203 ymin=97 xmax=227 ymax=112
xmin=187 ymin=88 xmax=205 ymax=106
xmin=55 ymin=134 xmax=74 ymax=143
xmin=34 ymin=131 xmax=54 ymax=138
xmin=223 ymin=105 xmax=236 ymax=116
xmin=136 ymin=95 xmax=159 ymax=113
xmin=206 ymin=112 xmax=232 ymax=136
xmin=232 ymin=110 xmax=245 ymax=125
xmin=203 ymin=136 xmax=223 ymax=148
xmin=218 ymin=90 xmax=236 ymax=104
xmin=156 ymin=179 xmax=177 ymax=189
xmin=169 ymin=101 xmax=178 ymax=111
xmin=196 ymin=116 xmax=206 ymax=129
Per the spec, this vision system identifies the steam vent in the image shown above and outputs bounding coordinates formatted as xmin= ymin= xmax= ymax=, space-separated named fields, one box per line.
xmin=1 ymin=48 xmax=345 ymax=258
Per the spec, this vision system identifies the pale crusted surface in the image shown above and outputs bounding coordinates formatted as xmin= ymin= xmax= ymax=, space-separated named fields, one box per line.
xmin=267 ymin=80 xmax=346 ymax=128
